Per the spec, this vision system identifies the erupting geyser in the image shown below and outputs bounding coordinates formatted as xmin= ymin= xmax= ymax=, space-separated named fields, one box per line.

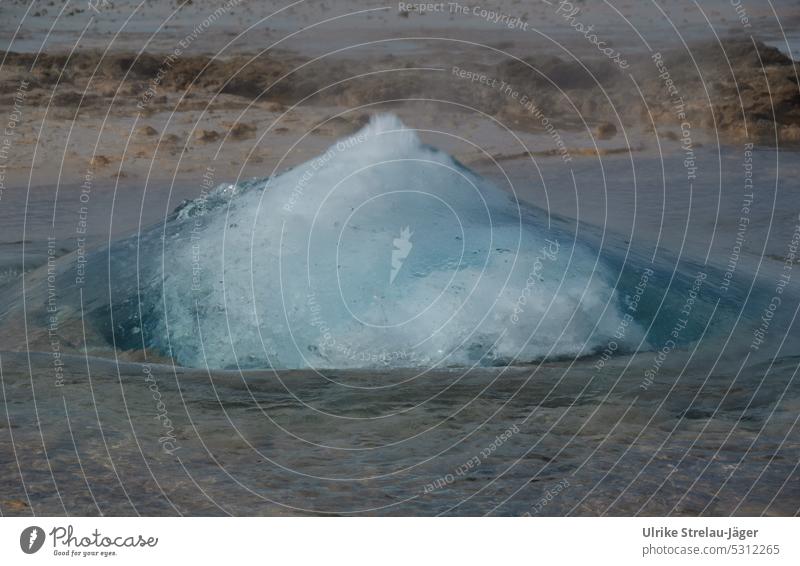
xmin=14 ymin=114 xmax=732 ymax=370
xmin=109 ymin=114 xmax=647 ymax=369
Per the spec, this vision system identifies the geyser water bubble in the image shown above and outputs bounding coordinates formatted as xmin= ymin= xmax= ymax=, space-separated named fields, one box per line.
xmin=93 ymin=114 xmax=650 ymax=369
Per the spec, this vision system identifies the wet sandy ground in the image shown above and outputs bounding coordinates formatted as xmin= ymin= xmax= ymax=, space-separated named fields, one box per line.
xmin=1 ymin=351 xmax=798 ymax=516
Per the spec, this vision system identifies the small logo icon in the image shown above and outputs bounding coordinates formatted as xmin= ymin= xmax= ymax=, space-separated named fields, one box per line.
xmin=390 ymin=226 xmax=413 ymax=284
xmin=20 ymin=526 xmax=45 ymax=554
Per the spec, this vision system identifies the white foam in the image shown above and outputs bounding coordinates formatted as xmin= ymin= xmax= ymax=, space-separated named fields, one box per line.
xmin=148 ymin=114 xmax=644 ymax=369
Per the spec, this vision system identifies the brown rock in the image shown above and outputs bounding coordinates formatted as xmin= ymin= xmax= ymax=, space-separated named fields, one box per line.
xmin=781 ymin=125 xmax=800 ymax=143
xmin=194 ymin=129 xmax=220 ymax=143
xmin=91 ymin=155 xmax=111 ymax=167
xmin=228 ymin=122 xmax=257 ymax=140
xmin=595 ymin=122 xmax=617 ymax=140
xmin=3 ymin=499 xmax=29 ymax=512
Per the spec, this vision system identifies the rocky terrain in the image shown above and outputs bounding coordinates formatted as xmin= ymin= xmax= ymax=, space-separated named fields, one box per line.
xmin=1 ymin=34 xmax=799 ymax=186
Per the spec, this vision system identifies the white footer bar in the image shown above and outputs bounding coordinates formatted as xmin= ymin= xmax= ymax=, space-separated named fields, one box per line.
xmin=1 ymin=517 xmax=797 ymax=565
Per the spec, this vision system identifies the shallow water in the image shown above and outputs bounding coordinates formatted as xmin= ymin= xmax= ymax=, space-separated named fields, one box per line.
xmin=1 ymin=351 xmax=798 ymax=516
